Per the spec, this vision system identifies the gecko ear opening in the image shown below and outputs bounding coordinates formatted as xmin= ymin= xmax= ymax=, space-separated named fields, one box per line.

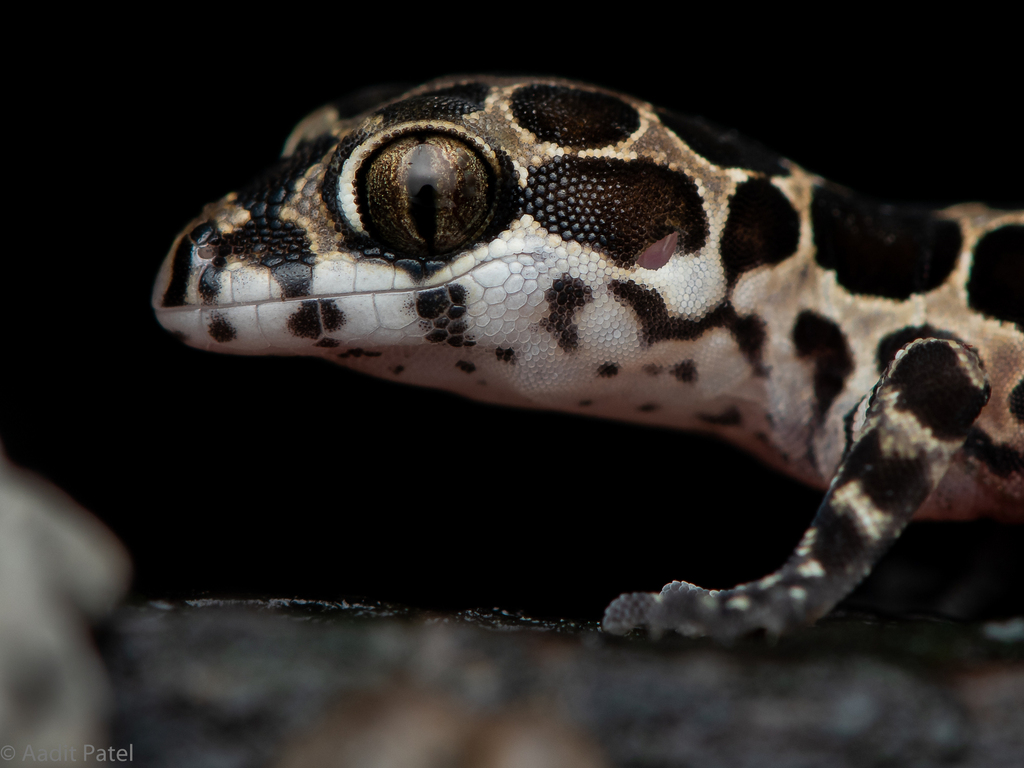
xmin=636 ymin=232 xmax=678 ymax=270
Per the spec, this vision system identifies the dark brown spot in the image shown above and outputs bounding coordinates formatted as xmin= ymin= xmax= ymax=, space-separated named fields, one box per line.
xmin=802 ymin=500 xmax=870 ymax=575
xmin=792 ymin=311 xmax=854 ymax=424
xmin=963 ymin=428 xmax=1024 ymax=478
xmin=162 ymin=236 xmax=197 ymax=308
xmin=720 ymin=178 xmax=801 ymax=286
xmin=610 ymin=281 xmax=766 ymax=375
xmin=541 ymin=273 xmax=592 ymax=351
xmin=375 ymin=84 xmax=490 ymax=125
xmin=287 ymin=301 xmax=322 ymax=339
xmin=875 ymin=325 xmax=962 ymax=374
xmin=520 ymin=155 xmax=708 ymax=266
xmin=198 ymin=266 xmax=222 ymax=304
xmin=206 ymin=312 xmax=236 ymax=343
xmin=609 ymin=281 xmax=729 ymax=344
xmin=812 ymin=186 xmax=961 ymax=300
xmin=837 ymin=430 xmax=932 ymax=515
xmin=967 ymin=225 xmax=1023 ymax=325
xmin=672 ymin=360 xmax=698 ymax=383
xmin=731 ymin=314 xmax=768 ymax=377
xmin=511 ymin=84 xmax=640 ymax=148
xmin=890 ymin=340 xmax=989 ymax=440
xmin=1011 ymin=377 xmax=1024 ymax=424
xmin=416 ymin=284 xmax=471 ymax=345
xmin=271 ymin=261 xmax=313 ymax=299
xmin=320 ymin=299 xmax=345 ymax=332
xmin=416 ymin=287 xmax=450 ymax=319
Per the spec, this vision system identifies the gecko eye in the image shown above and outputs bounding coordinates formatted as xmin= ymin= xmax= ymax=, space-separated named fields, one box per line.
xmin=360 ymin=134 xmax=493 ymax=258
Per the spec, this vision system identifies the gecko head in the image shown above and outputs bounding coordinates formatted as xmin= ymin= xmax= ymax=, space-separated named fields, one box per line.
xmin=151 ymin=79 xmax=528 ymax=358
xmin=153 ymin=77 xmax=708 ymax=404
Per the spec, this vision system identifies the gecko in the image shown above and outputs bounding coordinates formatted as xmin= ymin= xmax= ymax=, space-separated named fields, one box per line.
xmin=152 ymin=76 xmax=1023 ymax=639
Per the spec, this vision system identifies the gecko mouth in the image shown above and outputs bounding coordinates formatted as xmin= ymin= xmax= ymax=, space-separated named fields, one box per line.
xmin=154 ymin=211 xmax=583 ymax=315
xmin=152 ymin=224 xmax=570 ymax=356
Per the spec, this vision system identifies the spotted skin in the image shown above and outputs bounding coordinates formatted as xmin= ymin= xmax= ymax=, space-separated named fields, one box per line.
xmin=154 ymin=77 xmax=1024 ymax=639
xmin=811 ymin=185 xmax=963 ymax=299
xmin=720 ymin=177 xmax=801 ymax=286
xmin=604 ymin=339 xmax=991 ymax=638
xmin=792 ymin=311 xmax=854 ymax=426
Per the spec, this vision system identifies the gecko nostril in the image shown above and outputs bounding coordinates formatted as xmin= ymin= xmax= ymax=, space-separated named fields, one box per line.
xmin=189 ymin=221 xmax=218 ymax=246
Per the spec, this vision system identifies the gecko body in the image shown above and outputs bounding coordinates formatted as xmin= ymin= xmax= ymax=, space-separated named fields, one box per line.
xmin=153 ymin=77 xmax=1022 ymax=638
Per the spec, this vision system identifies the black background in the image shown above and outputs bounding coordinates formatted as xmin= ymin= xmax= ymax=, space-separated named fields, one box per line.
xmin=5 ymin=13 xmax=1021 ymax=620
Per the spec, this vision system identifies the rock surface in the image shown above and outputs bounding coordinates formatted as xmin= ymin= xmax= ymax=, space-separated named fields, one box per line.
xmin=2 ymin=442 xmax=1020 ymax=766
xmin=102 ymin=599 xmax=1024 ymax=767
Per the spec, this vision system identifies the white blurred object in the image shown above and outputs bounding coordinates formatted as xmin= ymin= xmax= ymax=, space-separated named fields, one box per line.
xmin=0 ymin=442 xmax=131 ymax=749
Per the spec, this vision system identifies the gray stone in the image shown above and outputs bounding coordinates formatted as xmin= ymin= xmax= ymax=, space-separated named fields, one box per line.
xmin=103 ymin=599 xmax=1024 ymax=767
xmin=0 ymin=445 xmax=131 ymax=751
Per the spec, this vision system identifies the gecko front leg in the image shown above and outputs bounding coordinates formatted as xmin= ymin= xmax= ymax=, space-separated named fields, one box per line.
xmin=603 ymin=338 xmax=991 ymax=640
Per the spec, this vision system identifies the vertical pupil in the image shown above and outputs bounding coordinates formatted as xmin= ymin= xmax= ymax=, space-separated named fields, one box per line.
xmin=361 ymin=133 xmax=492 ymax=259
xmin=404 ymin=144 xmax=446 ymax=250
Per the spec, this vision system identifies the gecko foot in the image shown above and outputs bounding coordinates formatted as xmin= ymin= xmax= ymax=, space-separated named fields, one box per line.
xmin=603 ymin=338 xmax=991 ymax=640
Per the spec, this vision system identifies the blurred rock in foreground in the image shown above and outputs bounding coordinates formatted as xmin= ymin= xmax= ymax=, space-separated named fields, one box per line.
xmin=103 ymin=599 xmax=1023 ymax=767
xmin=0 ymin=444 xmax=131 ymax=750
